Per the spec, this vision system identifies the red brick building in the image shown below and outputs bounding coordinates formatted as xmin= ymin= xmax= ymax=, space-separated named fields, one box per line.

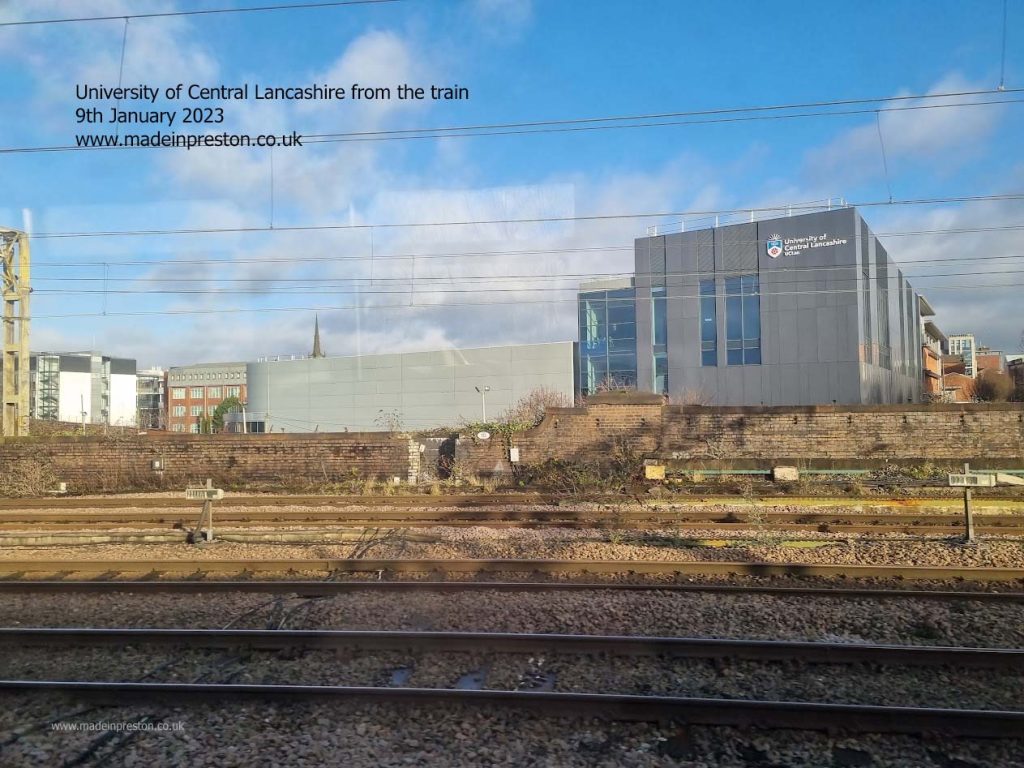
xmin=166 ymin=362 xmax=247 ymax=433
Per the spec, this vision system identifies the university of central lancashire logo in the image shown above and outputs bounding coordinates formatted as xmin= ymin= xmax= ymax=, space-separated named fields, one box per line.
xmin=766 ymin=234 xmax=784 ymax=259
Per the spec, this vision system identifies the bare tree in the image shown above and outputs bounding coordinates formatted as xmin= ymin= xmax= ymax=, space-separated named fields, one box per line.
xmin=502 ymin=387 xmax=571 ymax=428
xmin=672 ymin=387 xmax=715 ymax=406
xmin=594 ymin=375 xmax=636 ymax=393
xmin=974 ymin=369 xmax=1014 ymax=402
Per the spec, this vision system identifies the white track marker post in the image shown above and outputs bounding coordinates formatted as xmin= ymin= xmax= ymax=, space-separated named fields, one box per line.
xmin=185 ymin=479 xmax=224 ymax=543
xmin=963 ymin=463 xmax=974 ymax=544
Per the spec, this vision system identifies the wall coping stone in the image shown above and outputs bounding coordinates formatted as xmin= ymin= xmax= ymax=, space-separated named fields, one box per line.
xmin=666 ymin=403 xmax=1024 ymax=415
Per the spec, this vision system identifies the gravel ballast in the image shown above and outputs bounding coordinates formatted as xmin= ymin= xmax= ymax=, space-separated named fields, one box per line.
xmin=1 ymin=524 xmax=1023 ymax=568
xmin=1 ymin=500 xmax=1023 ymax=766
xmin=0 ymin=588 xmax=1022 ymax=648
xmin=1 ymin=696 xmax=1022 ymax=768
xmin=1 ymin=646 xmax=1021 ymax=710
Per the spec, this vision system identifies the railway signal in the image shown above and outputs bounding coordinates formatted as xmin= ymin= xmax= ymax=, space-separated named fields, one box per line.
xmin=949 ymin=466 xmax=1024 ymax=543
xmin=185 ymin=479 xmax=224 ymax=543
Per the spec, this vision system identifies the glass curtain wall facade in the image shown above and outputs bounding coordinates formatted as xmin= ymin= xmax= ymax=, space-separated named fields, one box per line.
xmin=578 ymin=285 xmax=637 ymax=395
xmin=724 ymin=275 xmax=761 ymax=365
xmin=629 ymin=208 xmax=922 ymax=405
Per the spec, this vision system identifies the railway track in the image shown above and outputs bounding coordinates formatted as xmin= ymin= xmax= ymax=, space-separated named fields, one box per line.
xmin=0 ymin=492 xmax=1019 ymax=511
xmin=1 ymin=508 xmax=1023 ymax=533
xmin=2 ymin=680 xmax=1021 ymax=738
xmin=2 ymin=521 xmax=1022 ymax=538
xmin=0 ymin=579 xmax=1021 ymax=600
xmin=0 ymin=558 xmax=1022 ymax=582
xmin=4 ymin=629 xmax=1024 ymax=738
xmin=4 ymin=627 xmax=1022 ymax=668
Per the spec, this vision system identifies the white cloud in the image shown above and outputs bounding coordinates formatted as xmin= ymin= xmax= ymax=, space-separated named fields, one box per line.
xmin=469 ymin=0 xmax=533 ymax=38
xmin=0 ymin=1 xmax=217 ymax=133
xmin=867 ymin=187 xmax=1024 ymax=352
xmin=302 ymin=29 xmax=434 ymax=125
xmin=803 ymin=74 xmax=1004 ymax=187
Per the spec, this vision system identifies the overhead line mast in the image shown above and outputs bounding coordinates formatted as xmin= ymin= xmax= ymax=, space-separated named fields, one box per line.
xmin=0 ymin=229 xmax=30 ymax=436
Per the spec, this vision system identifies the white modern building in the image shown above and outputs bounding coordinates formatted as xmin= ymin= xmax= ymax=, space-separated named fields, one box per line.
xmin=948 ymin=333 xmax=977 ymax=378
xmin=137 ymin=368 xmax=167 ymax=430
xmin=30 ymin=352 xmax=138 ymax=426
xmin=244 ymin=342 xmax=575 ymax=433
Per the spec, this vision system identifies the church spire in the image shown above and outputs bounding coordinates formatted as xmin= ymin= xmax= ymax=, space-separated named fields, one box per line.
xmin=312 ymin=315 xmax=324 ymax=358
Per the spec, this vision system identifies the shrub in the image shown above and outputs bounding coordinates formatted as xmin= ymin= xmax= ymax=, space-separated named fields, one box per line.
xmin=0 ymin=459 xmax=60 ymax=497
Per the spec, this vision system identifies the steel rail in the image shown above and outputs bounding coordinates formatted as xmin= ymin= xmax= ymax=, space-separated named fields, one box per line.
xmin=1 ymin=680 xmax=1020 ymax=737
xmin=0 ymin=494 xmax=558 ymax=510
xmin=3 ymin=628 xmax=1021 ymax=669
xmin=0 ymin=521 xmax=1022 ymax=538
xmin=0 ymin=509 xmax=1021 ymax=526
xmin=0 ymin=580 xmax=1021 ymax=600
xmin=0 ymin=494 xmax=1018 ymax=511
xmin=0 ymin=558 xmax=1022 ymax=581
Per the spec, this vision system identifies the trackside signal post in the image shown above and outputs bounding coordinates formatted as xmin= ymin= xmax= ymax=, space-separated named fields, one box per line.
xmin=186 ymin=479 xmax=224 ymax=543
xmin=949 ymin=465 xmax=1024 ymax=543
xmin=0 ymin=229 xmax=30 ymax=437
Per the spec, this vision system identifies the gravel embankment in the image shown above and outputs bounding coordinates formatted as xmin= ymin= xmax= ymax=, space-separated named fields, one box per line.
xmin=1 ymin=524 xmax=1023 ymax=567
xmin=1 ymin=590 xmax=1022 ymax=648
xmin=1 ymin=500 xmax=1022 ymax=765
xmin=2 ymin=646 xmax=1021 ymax=711
xmin=1 ymin=696 xmax=1021 ymax=768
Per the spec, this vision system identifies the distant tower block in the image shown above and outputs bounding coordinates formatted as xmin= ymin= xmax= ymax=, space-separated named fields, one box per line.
xmin=312 ymin=314 xmax=324 ymax=358
xmin=0 ymin=229 xmax=30 ymax=436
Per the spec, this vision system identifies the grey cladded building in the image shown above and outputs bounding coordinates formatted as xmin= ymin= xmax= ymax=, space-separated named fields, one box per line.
xmin=579 ymin=206 xmax=923 ymax=405
xmin=244 ymin=342 xmax=576 ymax=433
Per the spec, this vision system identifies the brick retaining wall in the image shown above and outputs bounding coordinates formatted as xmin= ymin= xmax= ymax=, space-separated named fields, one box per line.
xmin=0 ymin=433 xmax=419 ymax=493
xmin=456 ymin=396 xmax=1024 ymax=474
xmin=7 ymin=399 xmax=1023 ymax=492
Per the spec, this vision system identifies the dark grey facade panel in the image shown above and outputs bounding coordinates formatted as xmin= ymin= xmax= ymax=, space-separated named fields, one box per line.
xmin=696 ymin=230 xmax=715 ymax=274
xmin=58 ymin=355 xmax=91 ymax=373
xmin=109 ymin=358 xmax=136 ymax=375
xmin=632 ymin=207 xmax=920 ymax=405
xmin=634 ymin=240 xmax=655 ymax=392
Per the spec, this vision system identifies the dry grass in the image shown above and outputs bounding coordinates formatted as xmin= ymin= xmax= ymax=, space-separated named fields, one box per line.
xmin=0 ymin=459 xmax=60 ymax=497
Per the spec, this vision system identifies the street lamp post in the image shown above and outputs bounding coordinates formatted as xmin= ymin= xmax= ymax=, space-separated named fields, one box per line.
xmin=475 ymin=385 xmax=490 ymax=422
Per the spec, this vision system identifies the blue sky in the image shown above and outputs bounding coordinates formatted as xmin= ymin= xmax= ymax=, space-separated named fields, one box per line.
xmin=0 ymin=0 xmax=1022 ymax=367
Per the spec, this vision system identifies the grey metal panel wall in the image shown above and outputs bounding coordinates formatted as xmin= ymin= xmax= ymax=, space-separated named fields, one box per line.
xmin=58 ymin=355 xmax=91 ymax=373
xmin=720 ymin=222 xmax=757 ymax=273
xmin=247 ymin=342 xmax=575 ymax=433
xmin=109 ymin=358 xmax=136 ymax=375
xmin=633 ymin=207 xmax=922 ymax=405
xmin=634 ymin=239 xmax=656 ymax=392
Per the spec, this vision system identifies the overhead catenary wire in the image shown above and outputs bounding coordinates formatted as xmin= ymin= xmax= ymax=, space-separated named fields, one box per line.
xmin=25 ymin=193 xmax=1024 ymax=240
xmin=29 ymin=279 xmax=1024 ymax=320
xmin=4 ymin=93 xmax=1022 ymax=156
xmin=875 ymin=111 xmax=893 ymax=203
xmin=30 ymin=268 xmax=1024 ymax=296
xmin=304 ymin=97 xmax=1024 ymax=145
xmin=26 ymin=262 xmax=1024 ymax=290
xmin=0 ymin=0 xmax=405 ymax=27
xmin=27 ymin=224 xmax=1024 ymax=270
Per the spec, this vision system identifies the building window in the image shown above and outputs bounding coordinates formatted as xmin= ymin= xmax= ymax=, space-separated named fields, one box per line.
xmin=208 ymin=387 xmax=222 ymax=399
xmin=699 ymin=279 xmax=717 ymax=366
xmin=208 ymin=405 xmax=217 ymax=415
xmin=226 ymin=386 xmax=240 ymax=397
xmin=171 ymin=388 xmax=185 ymax=399
xmin=189 ymin=423 xmax=199 ymax=433
xmin=654 ymin=353 xmax=668 ymax=394
xmin=578 ymin=287 xmax=637 ymax=394
xmin=652 ymin=286 xmax=667 ymax=350
xmin=725 ymin=274 xmax=760 ymax=365
xmin=172 ymin=424 xmax=184 ymax=432
xmin=190 ymin=387 xmax=203 ymax=398
xmin=172 ymin=405 xmax=185 ymax=417
xmin=191 ymin=405 xmax=203 ymax=417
